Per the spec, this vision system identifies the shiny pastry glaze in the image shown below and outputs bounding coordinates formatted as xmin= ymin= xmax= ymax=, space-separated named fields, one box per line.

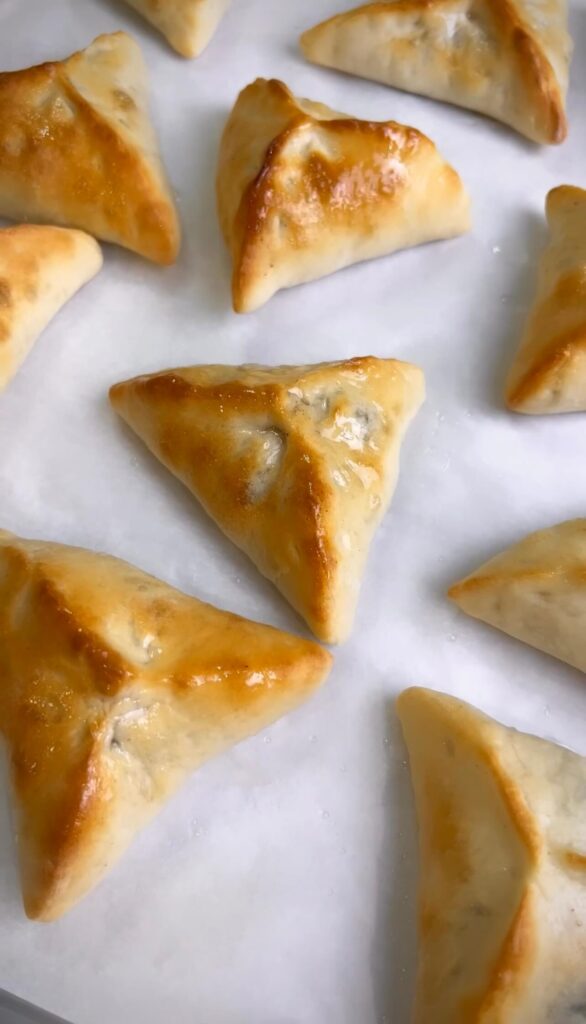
xmin=216 ymin=78 xmax=469 ymax=311
xmin=0 ymin=33 xmax=180 ymax=264
xmin=0 ymin=531 xmax=331 ymax=919
xmin=110 ymin=356 xmax=425 ymax=643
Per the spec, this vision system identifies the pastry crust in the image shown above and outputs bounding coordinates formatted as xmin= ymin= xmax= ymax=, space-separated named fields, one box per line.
xmin=216 ymin=78 xmax=470 ymax=313
xmin=110 ymin=356 xmax=425 ymax=644
xmin=0 ymin=530 xmax=331 ymax=921
xmin=122 ymin=0 xmax=231 ymax=57
xmin=506 ymin=186 xmax=586 ymax=413
xmin=300 ymin=0 xmax=571 ymax=145
xmin=0 ymin=225 xmax=102 ymax=391
xmin=449 ymin=519 xmax=586 ymax=672
xmin=0 ymin=32 xmax=180 ymax=264
xmin=398 ymin=687 xmax=586 ymax=1023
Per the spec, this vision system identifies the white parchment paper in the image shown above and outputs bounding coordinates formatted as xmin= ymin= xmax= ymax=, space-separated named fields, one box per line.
xmin=0 ymin=0 xmax=585 ymax=1021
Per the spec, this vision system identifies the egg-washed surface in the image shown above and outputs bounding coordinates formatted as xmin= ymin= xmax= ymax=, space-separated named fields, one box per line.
xmin=122 ymin=0 xmax=232 ymax=58
xmin=398 ymin=687 xmax=586 ymax=1023
xmin=449 ymin=519 xmax=586 ymax=673
xmin=216 ymin=77 xmax=470 ymax=312
xmin=0 ymin=530 xmax=331 ymax=921
xmin=0 ymin=32 xmax=180 ymax=264
xmin=0 ymin=225 xmax=102 ymax=391
xmin=110 ymin=356 xmax=425 ymax=643
xmin=506 ymin=186 xmax=586 ymax=413
xmin=300 ymin=0 xmax=571 ymax=145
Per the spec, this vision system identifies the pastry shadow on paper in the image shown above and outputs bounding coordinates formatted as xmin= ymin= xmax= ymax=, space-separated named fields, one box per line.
xmin=169 ymin=103 xmax=236 ymax=321
xmin=94 ymin=102 xmax=232 ymax=320
xmin=371 ymin=705 xmax=418 ymax=1024
xmin=0 ymin=747 xmax=23 ymax=919
xmin=482 ymin=209 xmax=545 ymax=413
xmin=569 ymin=7 xmax=586 ymax=109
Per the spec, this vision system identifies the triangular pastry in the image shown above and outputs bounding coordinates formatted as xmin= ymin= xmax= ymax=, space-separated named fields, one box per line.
xmin=398 ymin=686 xmax=586 ymax=1024
xmin=216 ymin=77 xmax=470 ymax=312
xmin=0 ymin=33 xmax=180 ymax=264
xmin=0 ymin=530 xmax=331 ymax=920
xmin=122 ymin=0 xmax=232 ymax=58
xmin=300 ymin=0 xmax=572 ymax=145
xmin=0 ymin=225 xmax=102 ymax=392
xmin=110 ymin=356 xmax=425 ymax=644
xmin=506 ymin=186 xmax=586 ymax=413
xmin=449 ymin=519 xmax=586 ymax=673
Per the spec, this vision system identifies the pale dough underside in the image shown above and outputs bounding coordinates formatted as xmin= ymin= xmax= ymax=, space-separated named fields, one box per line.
xmin=300 ymin=0 xmax=572 ymax=145
xmin=122 ymin=0 xmax=232 ymax=58
xmin=449 ymin=519 xmax=586 ymax=673
xmin=398 ymin=686 xmax=586 ymax=1023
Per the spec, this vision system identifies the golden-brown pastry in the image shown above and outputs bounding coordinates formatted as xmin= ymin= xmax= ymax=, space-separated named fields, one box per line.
xmin=0 ymin=529 xmax=331 ymax=921
xmin=300 ymin=0 xmax=571 ymax=145
xmin=449 ymin=519 xmax=586 ymax=673
xmin=506 ymin=186 xmax=586 ymax=413
xmin=110 ymin=357 xmax=425 ymax=644
xmin=216 ymin=78 xmax=470 ymax=313
xmin=122 ymin=0 xmax=231 ymax=57
xmin=0 ymin=225 xmax=102 ymax=391
xmin=0 ymin=33 xmax=180 ymax=264
xmin=398 ymin=686 xmax=586 ymax=1024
